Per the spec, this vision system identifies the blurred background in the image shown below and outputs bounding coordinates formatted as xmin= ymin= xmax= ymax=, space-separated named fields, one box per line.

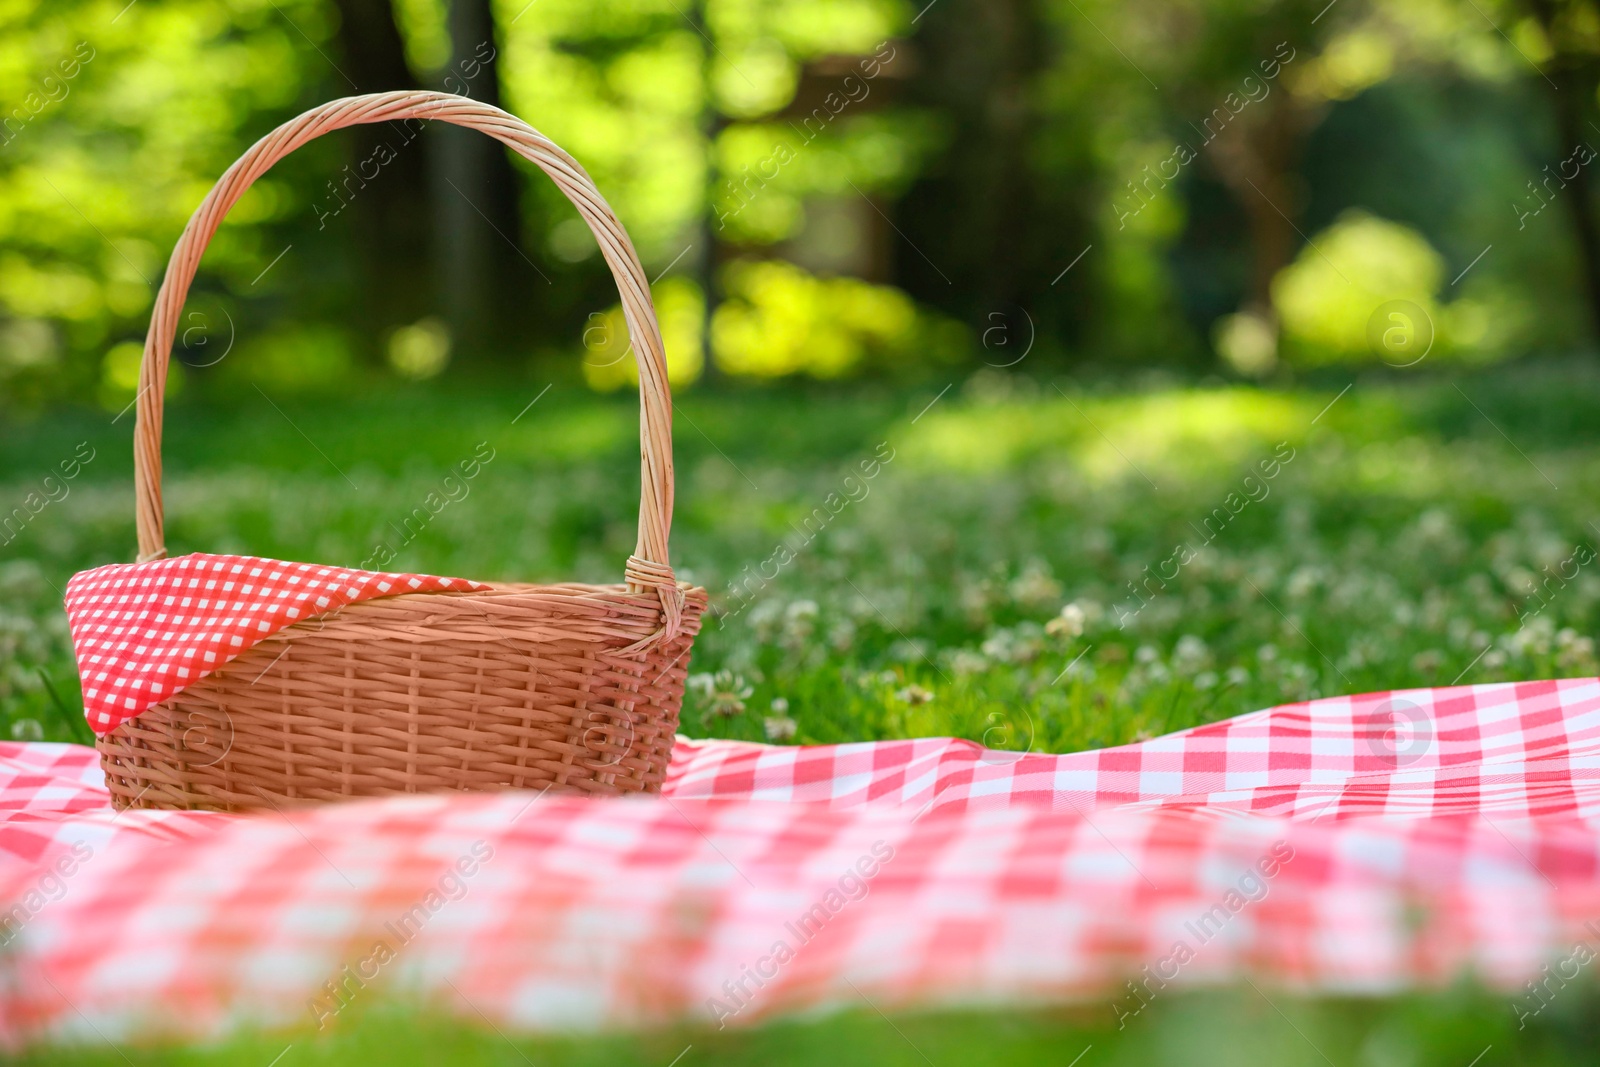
xmin=0 ymin=0 xmax=1593 ymax=398
xmin=5 ymin=0 xmax=1600 ymax=754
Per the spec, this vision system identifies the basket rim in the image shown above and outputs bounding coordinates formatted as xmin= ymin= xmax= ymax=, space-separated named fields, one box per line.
xmin=249 ymin=577 xmax=709 ymax=649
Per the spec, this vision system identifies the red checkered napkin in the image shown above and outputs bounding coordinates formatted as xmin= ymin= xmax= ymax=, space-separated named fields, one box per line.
xmin=64 ymin=553 xmax=487 ymax=735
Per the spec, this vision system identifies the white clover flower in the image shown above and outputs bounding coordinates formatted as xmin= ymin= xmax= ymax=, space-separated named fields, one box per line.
xmin=1557 ymin=631 xmax=1596 ymax=673
xmin=702 ymin=670 xmax=753 ymax=718
xmin=1172 ymin=634 xmax=1210 ymax=673
xmin=1410 ymin=649 xmax=1443 ymax=673
xmin=1415 ymin=508 xmax=1454 ymax=541
xmin=1009 ymin=563 xmax=1062 ymax=612
xmin=982 ymin=624 xmax=1043 ymax=664
xmin=1286 ymin=566 xmax=1320 ymax=600
xmin=828 ymin=620 xmax=857 ymax=653
xmin=1046 ymin=602 xmax=1086 ymax=639
xmin=748 ymin=599 xmax=784 ymax=643
xmin=888 ymin=638 xmax=932 ymax=663
xmin=764 ymin=715 xmax=798 ymax=742
xmin=780 ymin=600 xmax=820 ymax=649
xmin=1507 ymin=616 xmax=1555 ymax=657
xmin=946 ymin=649 xmax=991 ymax=676
xmin=1058 ymin=657 xmax=1096 ymax=683
xmin=786 ymin=599 xmax=819 ymax=621
xmin=959 ymin=581 xmax=993 ymax=628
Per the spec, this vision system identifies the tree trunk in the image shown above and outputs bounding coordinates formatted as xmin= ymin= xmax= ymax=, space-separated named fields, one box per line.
xmin=695 ymin=0 xmax=723 ymax=385
xmin=977 ymin=0 xmax=1037 ymax=324
xmin=1550 ymin=75 xmax=1600 ymax=340
xmin=1525 ymin=0 xmax=1600 ymax=345
xmin=433 ymin=0 xmax=536 ymax=364
xmin=1205 ymin=91 xmax=1311 ymax=320
xmin=329 ymin=0 xmax=432 ymax=358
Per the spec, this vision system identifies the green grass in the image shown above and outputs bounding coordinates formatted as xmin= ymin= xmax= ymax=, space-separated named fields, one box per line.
xmin=3 ymin=361 xmax=1600 ymax=1061
xmin=10 ymin=984 xmax=1600 ymax=1066
xmin=5 ymin=363 xmax=1599 ymax=751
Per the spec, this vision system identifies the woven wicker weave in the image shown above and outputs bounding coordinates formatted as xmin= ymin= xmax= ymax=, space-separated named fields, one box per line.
xmin=96 ymin=91 xmax=706 ymax=812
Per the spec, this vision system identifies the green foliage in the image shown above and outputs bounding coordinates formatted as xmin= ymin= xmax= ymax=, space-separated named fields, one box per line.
xmin=0 ymin=0 xmax=328 ymax=402
xmin=1 ymin=0 xmax=1597 ymax=398
xmin=1273 ymin=212 xmax=1452 ymax=367
xmin=583 ymin=275 xmax=706 ymax=390
xmin=710 ymin=259 xmax=963 ymax=378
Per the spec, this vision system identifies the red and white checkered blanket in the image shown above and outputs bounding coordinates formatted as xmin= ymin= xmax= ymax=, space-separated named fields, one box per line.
xmin=4 ymin=679 xmax=1599 ymax=1047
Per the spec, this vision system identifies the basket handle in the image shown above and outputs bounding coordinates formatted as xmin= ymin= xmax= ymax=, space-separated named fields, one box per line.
xmin=133 ymin=91 xmax=682 ymax=620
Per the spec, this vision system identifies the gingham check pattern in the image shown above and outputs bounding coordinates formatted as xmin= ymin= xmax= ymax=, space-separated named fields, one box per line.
xmin=64 ymin=554 xmax=486 ymax=734
xmin=3 ymin=679 xmax=1599 ymax=1046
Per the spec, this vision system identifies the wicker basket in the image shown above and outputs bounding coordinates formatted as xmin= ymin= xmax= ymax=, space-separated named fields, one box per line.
xmin=96 ymin=91 xmax=707 ymax=812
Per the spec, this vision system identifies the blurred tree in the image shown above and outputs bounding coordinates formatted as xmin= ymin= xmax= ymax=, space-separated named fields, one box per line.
xmin=494 ymin=0 xmax=937 ymax=382
xmin=1517 ymin=0 xmax=1600 ymax=341
xmin=899 ymin=0 xmax=1092 ymax=351
xmin=1109 ymin=0 xmax=1396 ymax=365
xmin=5 ymin=0 xmax=1599 ymax=406
xmin=432 ymin=0 xmax=543 ymax=364
xmin=689 ymin=0 xmax=725 ymax=384
xmin=1178 ymin=15 xmax=1315 ymax=322
xmin=1074 ymin=0 xmax=1557 ymax=371
xmin=329 ymin=0 xmax=434 ymax=358
xmin=497 ymin=0 xmax=711 ymax=373
xmin=0 ymin=0 xmax=336 ymax=407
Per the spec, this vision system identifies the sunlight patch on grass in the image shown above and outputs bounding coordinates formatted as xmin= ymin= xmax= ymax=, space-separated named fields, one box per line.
xmin=896 ymin=387 xmax=1313 ymax=483
xmin=507 ymin=401 xmax=634 ymax=462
